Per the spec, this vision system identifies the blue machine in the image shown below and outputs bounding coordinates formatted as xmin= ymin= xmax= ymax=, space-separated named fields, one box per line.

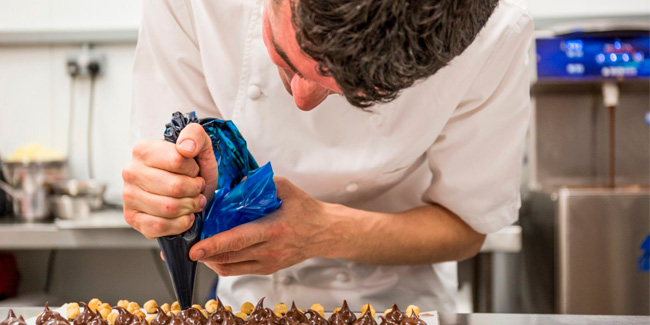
xmin=536 ymin=32 xmax=650 ymax=80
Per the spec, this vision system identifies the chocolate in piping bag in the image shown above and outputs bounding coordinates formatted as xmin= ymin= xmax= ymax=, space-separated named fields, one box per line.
xmin=157 ymin=111 xmax=203 ymax=310
xmin=156 ymin=111 xmax=282 ymax=310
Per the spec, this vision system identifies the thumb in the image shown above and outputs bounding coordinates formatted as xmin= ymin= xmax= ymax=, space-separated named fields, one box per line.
xmin=176 ymin=123 xmax=219 ymax=199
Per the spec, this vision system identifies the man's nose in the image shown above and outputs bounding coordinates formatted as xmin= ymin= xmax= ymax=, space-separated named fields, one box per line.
xmin=290 ymin=75 xmax=330 ymax=111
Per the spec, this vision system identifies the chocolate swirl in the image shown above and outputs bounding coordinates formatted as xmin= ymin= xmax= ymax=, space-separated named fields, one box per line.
xmin=279 ymin=302 xmax=306 ymax=325
xmin=72 ymin=302 xmax=105 ymax=325
xmin=112 ymin=307 xmax=146 ymax=325
xmin=150 ymin=307 xmax=173 ymax=325
xmin=0 ymin=310 xmax=26 ymax=325
xmin=351 ymin=309 xmax=376 ymax=325
xmin=180 ymin=308 xmax=208 ymax=325
xmin=382 ymin=305 xmax=405 ymax=325
xmin=304 ymin=310 xmax=328 ymax=325
xmin=36 ymin=303 xmax=70 ymax=325
xmin=398 ymin=313 xmax=426 ymax=325
xmin=328 ymin=301 xmax=356 ymax=325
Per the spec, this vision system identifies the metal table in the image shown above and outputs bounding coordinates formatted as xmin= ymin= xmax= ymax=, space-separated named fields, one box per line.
xmin=1 ymin=307 xmax=647 ymax=325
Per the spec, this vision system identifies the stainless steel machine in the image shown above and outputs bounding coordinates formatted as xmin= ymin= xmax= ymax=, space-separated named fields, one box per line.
xmin=521 ymin=21 xmax=650 ymax=315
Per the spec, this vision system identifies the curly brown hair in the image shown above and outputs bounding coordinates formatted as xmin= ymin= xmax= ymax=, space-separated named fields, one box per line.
xmin=290 ymin=0 xmax=499 ymax=108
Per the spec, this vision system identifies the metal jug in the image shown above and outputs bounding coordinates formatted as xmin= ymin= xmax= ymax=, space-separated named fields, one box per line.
xmin=0 ymin=160 xmax=68 ymax=222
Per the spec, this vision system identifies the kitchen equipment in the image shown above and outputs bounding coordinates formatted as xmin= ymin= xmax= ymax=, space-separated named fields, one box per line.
xmin=0 ymin=160 xmax=68 ymax=222
xmin=520 ymin=21 xmax=650 ymax=315
xmin=522 ymin=187 xmax=649 ymax=315
xmin=0 ymin=159 xmax=13 ymax=217
xmin=51 ymin=179 xmax=106 ymax=209
xmin=50 ymin=195 xmax=92 ymax=220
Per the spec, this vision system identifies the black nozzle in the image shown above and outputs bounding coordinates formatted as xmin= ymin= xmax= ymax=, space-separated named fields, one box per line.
xmin=158 ymin=212 xmax=203 ymax=310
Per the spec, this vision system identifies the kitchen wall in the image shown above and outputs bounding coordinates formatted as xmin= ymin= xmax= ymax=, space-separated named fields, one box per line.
xmin=0 ymin=0 xmax=139 ymax=202
xmin=1 ymin=0 xmax=649 ymax=202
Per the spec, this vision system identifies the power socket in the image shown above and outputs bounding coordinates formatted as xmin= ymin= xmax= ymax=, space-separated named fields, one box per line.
xmin=66 ymin=44 xmax=105 ymax=78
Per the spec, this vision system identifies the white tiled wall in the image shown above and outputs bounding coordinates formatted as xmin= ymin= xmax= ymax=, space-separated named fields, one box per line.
xmin=0 ymin=0 xmax=140 ymax=30
xmin=0 ymin=44 xmax=135 ymax=202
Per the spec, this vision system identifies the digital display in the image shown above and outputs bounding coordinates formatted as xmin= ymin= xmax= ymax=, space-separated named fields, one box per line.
xmin=536 ymin=34 xmax=650 ymax=80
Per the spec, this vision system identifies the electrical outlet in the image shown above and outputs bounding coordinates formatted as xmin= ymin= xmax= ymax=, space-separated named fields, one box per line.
xmin=66 ymin=44 xmax=105 ymax=78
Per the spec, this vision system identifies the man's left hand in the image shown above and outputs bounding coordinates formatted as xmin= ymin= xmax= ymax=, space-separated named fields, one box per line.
xmin=188 ymin=177 xmax=338 ymax=276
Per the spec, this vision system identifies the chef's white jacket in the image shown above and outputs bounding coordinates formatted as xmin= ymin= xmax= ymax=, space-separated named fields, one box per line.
xmin=131 ymin=0 xmax=533 ymax=313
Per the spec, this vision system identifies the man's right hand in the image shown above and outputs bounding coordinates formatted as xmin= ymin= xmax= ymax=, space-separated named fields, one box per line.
xmin=122 ymin=123 xmax=218 ymax=239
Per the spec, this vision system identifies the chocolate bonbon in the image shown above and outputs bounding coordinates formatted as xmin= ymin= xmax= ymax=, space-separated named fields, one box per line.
xmin=12 ymin=299 xmax=428 ymax=325
xmin=0 ymin=310 xmax=26 ymax=325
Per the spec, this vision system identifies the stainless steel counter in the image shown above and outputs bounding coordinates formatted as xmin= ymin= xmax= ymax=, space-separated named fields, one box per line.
xmin=1 ymin=307 xmax=647 ymax=325
xmin=0 ymin=210 xmax=157 ymax=249
xmin=0 ymin=210 xmax=521 ymax=252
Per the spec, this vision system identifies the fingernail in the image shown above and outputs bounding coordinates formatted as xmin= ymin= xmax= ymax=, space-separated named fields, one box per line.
xmin=179 ymin=139 xmax=196 ymax=152
xmin=193 ymin=249 xmax=205 ymax=261
xmin=199 ymin=196 xmax=207 ymax=209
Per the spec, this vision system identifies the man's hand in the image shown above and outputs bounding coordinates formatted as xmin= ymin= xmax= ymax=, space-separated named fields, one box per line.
xmin=188 ymin=177 xmax=338 ymax=276
xmin=122 ymin=123 xmax=218 ymax=239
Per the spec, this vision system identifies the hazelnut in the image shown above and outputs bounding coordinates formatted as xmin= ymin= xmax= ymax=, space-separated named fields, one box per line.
xmin=88 ymin=298 xmax=102 ymax=312
xmin=240 ymin=302 xmax=254 ymax=315
xmin=406 ymin=305 xmax=420 ymax=317
xmin=361 ymin=304 xmax=376 ymax=317
xmin=309 ymin=304 xmax=325 ymax=318
xmin=143 ymin=300 xmax=158 ymax=314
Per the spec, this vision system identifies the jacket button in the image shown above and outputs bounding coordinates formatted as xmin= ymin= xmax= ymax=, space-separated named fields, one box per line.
xmin=336 ymin=272 xmax=350 ymax=282
xmin=247 ymin=85 xmax=262 ymax=100
xmin=369 ymin=113 xmax=382 ymax=126
xmin=278 ymin=275 xmax=293 ymax=285
xmin=345 ymin=183 xmax=358 ymax=192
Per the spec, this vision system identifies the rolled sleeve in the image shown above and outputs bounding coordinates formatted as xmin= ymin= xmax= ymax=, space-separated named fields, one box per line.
xmin=423 ymin=10 xmax=534 ymax=234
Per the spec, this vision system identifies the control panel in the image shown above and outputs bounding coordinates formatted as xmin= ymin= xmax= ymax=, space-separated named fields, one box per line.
xmin=536 ymin=33 xmax=649 ymax=81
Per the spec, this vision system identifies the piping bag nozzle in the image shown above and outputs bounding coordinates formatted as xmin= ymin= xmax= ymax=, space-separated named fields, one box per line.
xmin=157 ymin=111 xmax=203 ymax=310
xmin=157 ymin=214 xmax=202 ymax=310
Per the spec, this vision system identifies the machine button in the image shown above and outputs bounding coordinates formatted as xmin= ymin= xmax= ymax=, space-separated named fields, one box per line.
xmin=247 ymin=85 xmax=262 ymax=100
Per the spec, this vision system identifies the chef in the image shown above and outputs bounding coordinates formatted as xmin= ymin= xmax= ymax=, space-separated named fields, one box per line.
xmin=123 ymin=0 xmax=533 ymax=313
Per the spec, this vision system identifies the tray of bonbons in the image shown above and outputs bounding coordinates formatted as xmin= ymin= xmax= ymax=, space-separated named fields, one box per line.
xmin=1 ymin=298 xmax=438 ymax=325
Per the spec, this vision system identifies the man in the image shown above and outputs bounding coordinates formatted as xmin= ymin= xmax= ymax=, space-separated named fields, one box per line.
xmin=123 ymin=0 xmax=533 ymax=312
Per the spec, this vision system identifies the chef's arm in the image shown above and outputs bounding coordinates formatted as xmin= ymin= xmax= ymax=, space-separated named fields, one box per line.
xmin=319 ymin=203 xmax=486 ymax=265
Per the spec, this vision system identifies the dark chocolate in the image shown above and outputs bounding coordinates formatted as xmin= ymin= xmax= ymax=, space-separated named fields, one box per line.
xmin=0 ymin=310 xmax=26 ymax=325
xmin=36 ymin=303 xmax=70 ymax=325
xmin=219 ymin=313 xmax=244 ymax=325
xmin=304 ymin=310 xmax=328 ymax=325
xmin=328 ymin=301 xmax=356 ymax=325
xmin=209 ymin=299 xmax=234 ymax=325
xmin=112 ymin=307 xmax=142 ymax=325
xmin=244 ymin=298 xmax=282 ymax=325
xmin=398 ymin=313 xmax=426 ymax=325
xmin=150 ymin=307 xmax=172 ymax=325
xmin=351 ymin=309 xmax=376 ymax=325
xmin=72 ymin=302 xmax=101 ymax=325
xmin=180 ymin=308 xmax=208 ymax=325
xmin=384 ymin=305 xmax=405 ymax=325
xmin=280 ymin=302 xmax=306 ymax=324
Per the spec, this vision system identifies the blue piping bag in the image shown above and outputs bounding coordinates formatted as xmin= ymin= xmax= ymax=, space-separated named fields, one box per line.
xmin=156 ymin=111 xmax=282 ymax=310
